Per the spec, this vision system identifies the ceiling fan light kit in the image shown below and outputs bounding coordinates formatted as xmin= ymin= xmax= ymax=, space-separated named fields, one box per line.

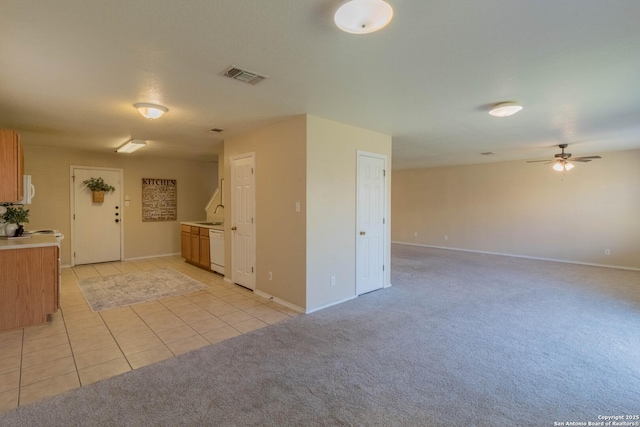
xmin=134 ymin=103 xmax=168 ymax=120
xmin=527 ymin=144 xmax=602 ymax=172
xmin=334 ymin=0 xmax=394 ymax=34
xmin=489 ymin=102 xmax=523 ymax=117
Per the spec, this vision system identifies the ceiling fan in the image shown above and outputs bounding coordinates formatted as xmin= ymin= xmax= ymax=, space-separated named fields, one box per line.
xmin=527 ymin=144 xmax=602 ymax=172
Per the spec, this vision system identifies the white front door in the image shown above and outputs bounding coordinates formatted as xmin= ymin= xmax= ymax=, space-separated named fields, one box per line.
xmin=356 ymin=152 xmax=386 ymax=295
xmin=231 ymin=153 xmax=255 ymax=290
xmin=72 ymin=167 xmax=123 ymax=265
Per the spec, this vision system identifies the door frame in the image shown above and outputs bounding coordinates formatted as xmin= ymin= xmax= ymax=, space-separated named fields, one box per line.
xmin=230 ymin=152 xmax=256 ymax=290
xmin=355 ymin=150 xmax=388 ymax=296
xmin=69 ymin=165 xmax=124 ymax=267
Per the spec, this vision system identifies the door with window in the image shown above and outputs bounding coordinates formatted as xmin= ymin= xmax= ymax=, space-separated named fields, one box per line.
xmin=231 ymin=153 xmax=255 ymax=290
xmin=72 ymin=167 xmax=123 ymax=265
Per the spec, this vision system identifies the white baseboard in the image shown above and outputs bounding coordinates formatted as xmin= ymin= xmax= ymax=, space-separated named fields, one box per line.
xmin=124 ymin=252 xmax=181 ymax=261
xmin=305 ymin=295 xmax=358 ymax=314
xmin=253 ymin=289 xmax=306 ymax=314
xmin=392 ymin=241 xmax=640 ymax=272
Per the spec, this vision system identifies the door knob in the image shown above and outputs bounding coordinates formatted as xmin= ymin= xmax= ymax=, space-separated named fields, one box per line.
xmin=231 ymin=226 xmax=237 ymax=231
xmin=360 ymin=231 xmax=366 ymax=235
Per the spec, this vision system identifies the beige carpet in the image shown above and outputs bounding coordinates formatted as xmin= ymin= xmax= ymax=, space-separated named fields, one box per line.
xmin=78 ymin=268 xmax=207 ymax=311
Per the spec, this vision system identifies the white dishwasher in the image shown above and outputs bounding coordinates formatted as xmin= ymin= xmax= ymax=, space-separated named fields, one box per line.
xmin=209 ymin=229 xmax=225 ymax=275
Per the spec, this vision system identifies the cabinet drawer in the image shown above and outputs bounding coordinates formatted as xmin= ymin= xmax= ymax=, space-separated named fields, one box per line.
xmin=191 ymin=226 xmax=200 ymax=234
xmin=180 ymin=225 xmax=191 ymax=233
xmin=200 ymin=228 xmax=209 ymax=236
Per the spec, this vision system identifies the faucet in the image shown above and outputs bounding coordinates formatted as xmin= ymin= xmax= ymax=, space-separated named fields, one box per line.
xmin=213 ymin=204 xmax=224 ymax=214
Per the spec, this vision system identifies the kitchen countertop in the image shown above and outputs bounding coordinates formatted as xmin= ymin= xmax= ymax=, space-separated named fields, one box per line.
xmin=181 ymin=221 xmax=224 ymax=231
xmin=0 ymin=234 xmax=60 ymax=250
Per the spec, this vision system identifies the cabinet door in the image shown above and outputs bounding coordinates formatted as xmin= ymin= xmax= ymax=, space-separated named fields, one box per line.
xmin=190 ymin=232 xmax=200 ymax=263
xmin=0 ymin=129 xmax=23 ymax=202
xmin=181 ymin=231 xmax=191 ymax=260
xmin=199 ymin=234 xmax=210 ymax=267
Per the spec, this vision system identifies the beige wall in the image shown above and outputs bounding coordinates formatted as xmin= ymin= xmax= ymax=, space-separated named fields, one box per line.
xmin=223 ymin=116 xmax=307 ymax=308
xmin=23 ymin=145 xmax=216 ymax=265
xmin=306 ymin=115 xmax=392 ymax=311
xmin=392 ymin=149 xmax=640 ymax=269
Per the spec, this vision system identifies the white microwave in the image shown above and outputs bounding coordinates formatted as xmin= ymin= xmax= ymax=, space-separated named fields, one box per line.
xmin=17 ymin=175 xmax=35 ymax=204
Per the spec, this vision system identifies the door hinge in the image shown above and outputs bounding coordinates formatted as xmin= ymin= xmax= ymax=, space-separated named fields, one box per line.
xmin=383 ymin=264 xmax=385 ymax=271
xmin=251 ymin=217 xmax=254 ymax=224
xmin=383 ymin=217 xmax=385 ymax=224
xmin=72 ymin=175 xmax=75 ymax=181
xmin=383 ymin=169 xmax=386 ymax=177
xmin=74 ymin=252 xmax=76 ymax=258
xmin=251 ymin=267 xmax=254 ymax=273
xmin=251 ymin=168 xmax=254 ymax=174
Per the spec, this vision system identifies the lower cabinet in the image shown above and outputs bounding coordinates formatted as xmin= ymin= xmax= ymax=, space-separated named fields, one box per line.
xmin=180 ymin=224 xmax=211 ymax=271
xmin=0 ymin=245 xmax=59 ymax=331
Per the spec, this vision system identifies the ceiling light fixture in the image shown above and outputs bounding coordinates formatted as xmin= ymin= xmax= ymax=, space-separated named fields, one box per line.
xmin=552 ymin=160 xmax=574 ymax=172
xmin=134 ymin=103 xmax=168 ymax=120
xmin=334 ymin=0 xmax=393 ymax=34
xmin=117 ymin=139 xmax=147 ymax=153
xmin=489 ymin=102 xmax=523 ymax=118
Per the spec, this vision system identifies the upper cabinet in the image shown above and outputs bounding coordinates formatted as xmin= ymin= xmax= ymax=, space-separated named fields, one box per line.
xmin=0 ymin=129 xmax=24 ymax=203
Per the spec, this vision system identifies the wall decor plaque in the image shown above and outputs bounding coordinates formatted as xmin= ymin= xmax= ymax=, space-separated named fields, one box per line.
xmin=142 ymin=178 xmax=177 ymax=222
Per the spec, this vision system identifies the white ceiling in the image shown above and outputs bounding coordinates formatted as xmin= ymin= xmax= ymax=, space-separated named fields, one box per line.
xmin=1 ymin=1 xmax=640 ymax=169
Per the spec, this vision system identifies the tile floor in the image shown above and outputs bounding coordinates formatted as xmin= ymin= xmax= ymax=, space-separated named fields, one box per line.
xmin=0 ymin=256 xmax=299 ymax=413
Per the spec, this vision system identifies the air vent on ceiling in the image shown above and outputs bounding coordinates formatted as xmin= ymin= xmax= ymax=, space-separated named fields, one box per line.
xmin=480 ymin=152 xmax=494 ymax=156
xmin=209 ymin=128 xmax=224 ymax=133
xmin=221 ymin=65 xmax=269 ymax=85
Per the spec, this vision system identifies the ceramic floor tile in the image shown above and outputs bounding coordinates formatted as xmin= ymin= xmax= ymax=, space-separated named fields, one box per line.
xmin=243 ymin=305 xmax=280 ymax=317
xmin=0 ymin=388 xmax=18 ymax=413
xmin=60 ymin=267 xmax=75 ymax=276
xmin=187 ymin=317 xmax=228 ymax=334
xmin=78 ymin=358 xmax=131 ymax=386
xmin=108 ymin=324 xmax=154 ymax=341
xmin=128 ymin=261 xmax=156 ymax=271
xmin=0 ymin=355 xmax=21 ymax=375
xmin=116 ymin=333 xmax=164 ymax=356
xmin=166 ymin=335 xmax=210 ymax=356
xmin=99 ymin=306 xmax=137 ymax=321
xmin=167 ymin=303 xmax=202 ymax=317
xmin=257 ymin=311 xmax=291 ymax=325
xmin=61 ymin=303 xmax=95 ymax=317
xmin=201 ymin=326 xmax=242 ymax=345
xmin=109 ymin=262 xmax=142 ymax=273
xmin=69 ymin=334 xmax=118 ymax=355
xmin=131 ymin=300 xmax=167 ymax=316
xmin=230 ymin=298 xmax=265 ymax=310
xmin=158 ymin=295 xmax=192 ymax=309
xmin=0 ymin=329 xmax=24 ymax=346
xmin=73 ymin=343 xmax=125 ymax=370
xmin=93 ymin=264 xmax=121 ymax=277
xmin=73 ymin=267 xmax=101 ymax=280
xmin=19 ymin=372 xmax=80 ymax=406
xmin=155 ymin=325 xmax=198 ymax=344
xmin=232 ymin=318 xmax=269 ymax=334
xmin=62 ymin=310 xmax=102 ymax=324
xmin=22 ymin=333 xmax=69 ymax=354
xmin=177 ymin=309 xmax=217 ymax=324
xmin=218 ymin=311 xmax=254 ymax=325
xmin=21 ymin=343 xmax=73 ymax=369
xmin=126 ymin=345 xmax=173 ymax=370
xmin=20 ymin=356 xmax=76 ymax=387
xmin=0 ymin=342 xmax=22 ymax=361
xmin=203 ymin=303 xmax=240 ymax=317
xmin=0 ymin=370 xmax=20 ymax=393
xmin=66 ymin=324 xmax=112 ymax=342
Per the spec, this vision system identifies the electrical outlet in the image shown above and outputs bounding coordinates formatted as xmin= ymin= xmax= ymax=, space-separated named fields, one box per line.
xmin=330 ymin=276 xmax=336 ymax=286
xmin=604 ymin=249 xmax=611 ymax=256
xmin=295 ymin=202 xmax=300 ymax=212
xmin=268 ymin=271 xmax=273 ymax=281
xmin=414 ymin=232 xmax=418 ymax=237
xmin=444 ymin=235 xmax=448 ymax=241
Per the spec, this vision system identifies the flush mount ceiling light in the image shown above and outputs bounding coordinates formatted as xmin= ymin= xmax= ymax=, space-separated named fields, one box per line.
xmin=116 ymin=139 xmax=147 ymax=153
xmin=134 ymin=103 xmax=168 ymax=120
xmin=334 ymin=0 xmax=393 ymax=34
xmin=489 ymin=102 xmax=523 ymax=118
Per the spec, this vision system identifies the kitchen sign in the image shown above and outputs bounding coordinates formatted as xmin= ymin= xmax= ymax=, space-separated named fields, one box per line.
xmin=142 ymin=178 xmax=177 ymax=222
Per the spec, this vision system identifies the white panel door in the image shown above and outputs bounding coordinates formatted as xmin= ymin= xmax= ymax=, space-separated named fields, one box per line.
xmin=231 ymin=154 xmax=255 ymax=290
xmin=356 ymin=152 xmax=386 ymax=295
xmin=72 ymin=167 xmax=122 ymax=265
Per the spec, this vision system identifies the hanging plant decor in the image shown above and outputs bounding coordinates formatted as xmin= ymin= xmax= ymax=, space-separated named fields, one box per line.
xmin=82 ymin=177 xmax=116 ymax=203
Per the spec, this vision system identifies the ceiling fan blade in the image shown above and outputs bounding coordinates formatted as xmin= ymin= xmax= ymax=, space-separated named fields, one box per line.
xmin=571 ymin=159 xmax=592 ymax=163
xmin=572 ymin=156 xmax=602 ymax=160
xmin=526 ymin=159 xmax=552 ymax=163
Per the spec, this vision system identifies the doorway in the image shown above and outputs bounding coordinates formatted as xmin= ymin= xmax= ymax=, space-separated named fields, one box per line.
xmin=230 ymin=153 xmax=256 ymax=290
xmin=356 ymin=151 xmax=387 ymax=295
xmin=71 ymin=166 xmax=123 ymax=265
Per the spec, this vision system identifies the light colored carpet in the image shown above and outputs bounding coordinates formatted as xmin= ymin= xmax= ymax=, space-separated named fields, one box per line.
xmin=3 ymin=244 xmax=640 ymax=425
xmin=78 ymin=268 xmax=207 ymax=311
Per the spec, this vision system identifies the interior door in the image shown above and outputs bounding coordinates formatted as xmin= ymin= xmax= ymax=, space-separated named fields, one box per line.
xmin=356 ymin=152 xmax=386 ymax=295
xmin=231 ymin=154 xmax=255 ymax=290
xmin=72 ymin=167 xmax=122 ymax=265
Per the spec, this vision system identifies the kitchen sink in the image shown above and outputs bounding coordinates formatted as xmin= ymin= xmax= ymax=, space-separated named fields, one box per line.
xmin=194 ymin=221 xmax=223 ymax=226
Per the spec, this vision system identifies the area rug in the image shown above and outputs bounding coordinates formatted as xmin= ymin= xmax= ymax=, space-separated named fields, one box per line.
xmin=78 ymin=268 xmax=207 ymax=311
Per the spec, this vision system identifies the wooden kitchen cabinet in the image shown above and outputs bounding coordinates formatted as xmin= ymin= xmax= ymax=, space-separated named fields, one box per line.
xmin=0 ymin=129 xmax=24 ymax=202
xmin=190 ymin=226 xmax=200 ymax=265
xmin=180 ymin=225 xmax=191 ymax=260
xmin=199 ymin=227 xmax=210 ymax=268
xmin=0 ymin=245 xmax=59 ymax=331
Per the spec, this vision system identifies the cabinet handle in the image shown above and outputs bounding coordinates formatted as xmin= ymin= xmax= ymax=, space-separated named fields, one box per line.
xmin=231 ymin=226 xmax=237 ymax=231
xmin=360 ymin=231 xmax=366 ymax=235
